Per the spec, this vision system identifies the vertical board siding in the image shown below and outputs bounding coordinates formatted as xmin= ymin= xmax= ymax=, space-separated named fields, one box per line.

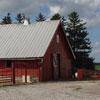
xmin=41 ymin=24 xmax=73 ymax=81
xmin=14 ymin=61 xmax=40 ymax=81
xmin=0 ymin=60 xmax=41 ymax=83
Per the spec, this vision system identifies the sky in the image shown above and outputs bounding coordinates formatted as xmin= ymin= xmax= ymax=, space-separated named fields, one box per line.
xmin=0 ymin=0 xmax=100 ymax=62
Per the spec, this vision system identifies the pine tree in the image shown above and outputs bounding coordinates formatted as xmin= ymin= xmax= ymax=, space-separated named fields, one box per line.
xmin=16 ymin=13 xmax=23 ymax=23
xmin=66 ymin=11 xmax=94 ymax=70
xmin=62 ymin=16 xmax=66 ymax=26
xmin=61 ymin=16 xmax=67 ymax=32
xmin=2 ymin=13 xmax=12 ymax=24
xmin=36 ymin=13 xmax=46 ymax=22
xmin=51 ymin=13 xmax=61 ymax=20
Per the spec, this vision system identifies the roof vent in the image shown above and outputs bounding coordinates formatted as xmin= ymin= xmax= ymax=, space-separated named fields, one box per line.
xmin=23 ymin=16 xmax=30 ymax=25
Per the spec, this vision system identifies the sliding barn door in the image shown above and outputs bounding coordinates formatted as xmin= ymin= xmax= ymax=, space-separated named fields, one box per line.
xmin=52 ymin=53 xmax=60 ymax=80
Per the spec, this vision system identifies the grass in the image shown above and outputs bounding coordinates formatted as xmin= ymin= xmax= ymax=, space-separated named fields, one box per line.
xmin=95 ymin=64 xmax=100 ymax=70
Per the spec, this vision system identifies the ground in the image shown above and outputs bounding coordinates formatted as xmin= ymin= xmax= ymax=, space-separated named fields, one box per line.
xmin=0 ymin=80 xmax=100 ymax=100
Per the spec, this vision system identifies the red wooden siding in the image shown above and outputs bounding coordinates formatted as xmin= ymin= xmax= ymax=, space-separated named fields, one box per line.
xmin=41 ymin=24 xmax=73 ymax=81
xmin=14 ymin=61 xmax=41 ymax=82
xmin=15 ymin=67 xmax=40 ymax=79
xmin=0 ymin=60 xmax=41 ymax=83
xmin=0 ymin=68 xmax=12 ymax=76
xmin=0 ymin=67 xmax=12 ymax=83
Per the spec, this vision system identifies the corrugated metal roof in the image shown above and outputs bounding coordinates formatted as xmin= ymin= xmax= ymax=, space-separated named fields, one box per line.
xmin=0 ymin=20 xmax=60 ymax=59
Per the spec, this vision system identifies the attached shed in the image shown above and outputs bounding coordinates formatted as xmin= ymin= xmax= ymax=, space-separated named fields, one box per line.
xmin=0 ymin=20 xmax=75 ymax=83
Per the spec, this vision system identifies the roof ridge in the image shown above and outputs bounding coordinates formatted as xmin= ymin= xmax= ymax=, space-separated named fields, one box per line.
xmin=0 ymin=20 xmax=60 ymax=26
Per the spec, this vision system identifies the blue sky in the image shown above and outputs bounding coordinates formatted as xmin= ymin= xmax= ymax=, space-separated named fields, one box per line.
xmin=88 ymin=27 xmax=100 ymax=62
xmin=0 ymin=0 xmax=100 ymax=62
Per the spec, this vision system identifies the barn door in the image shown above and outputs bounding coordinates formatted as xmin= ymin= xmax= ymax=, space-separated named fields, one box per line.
xmin=15 ymin=63 xmax=40 ymax=84
xmin=57 ymin=54 xmax=60 ymax=78
xmin=52 ymin=53 xmax=60 ymax=80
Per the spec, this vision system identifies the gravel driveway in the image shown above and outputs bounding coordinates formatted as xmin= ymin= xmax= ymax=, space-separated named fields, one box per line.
xmin=0 ymin=80 xmax=100 ymax=100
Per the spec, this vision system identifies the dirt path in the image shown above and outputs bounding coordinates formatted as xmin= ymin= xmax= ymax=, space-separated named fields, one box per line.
xmin=0 ymin=80 xmax=100 ymax=100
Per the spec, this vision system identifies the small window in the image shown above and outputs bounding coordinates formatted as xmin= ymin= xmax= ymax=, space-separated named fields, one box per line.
xmin=6 ymin=60 xmax=11 ymax=68
xmin=56 ymin=35 xmax=59 ymax=43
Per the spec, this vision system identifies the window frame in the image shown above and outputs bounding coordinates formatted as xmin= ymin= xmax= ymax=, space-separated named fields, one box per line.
xmin=56 ymin=35 xmax=60 ymax=43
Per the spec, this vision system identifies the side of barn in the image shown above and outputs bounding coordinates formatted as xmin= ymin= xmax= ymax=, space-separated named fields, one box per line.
xmin=0 ymin=60 xmax=41 ymax=83
xmin=41 ymin=23 xmax=73 ymax=81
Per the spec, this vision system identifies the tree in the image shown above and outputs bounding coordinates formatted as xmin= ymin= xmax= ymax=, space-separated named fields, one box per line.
xmin=16 ymin=13 xmax=23 ymax=23
xmin=62 ymin=16 xmax=66 ymax=26
xmin=61 ymin=16 xmax=67 ymax=31
xmin=2 ymin=13 xmax=12 ymax=24
xmin=51 ymin=13 xmax=61 ymax=20
xmin=36 ymin=13 xmax=46 ymax=22
xmin=66 ymin=11 xmax=94 ymax=70
xmin=51 ymin=13 xmax=67 ymax=31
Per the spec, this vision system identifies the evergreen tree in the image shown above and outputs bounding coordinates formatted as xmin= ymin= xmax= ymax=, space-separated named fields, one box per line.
xmin=2 ymin=13 xmax=12 ymax=24
xmin=51 ymin=13 xmax=61 ymax=20
xmin=61 ymin=16 xmax=67 ymax=31
xmin=36 ymin=13 xmax=46 ymax=22
xmin=66 ymin=11 xmax=94 ymax=70
xmin=16 ymin=13 xmax=23 ymax=23
xmin=51 ymin=14 xmax=67 ymax=31
xmin=62 ymin=16 xmax=66 ymax=26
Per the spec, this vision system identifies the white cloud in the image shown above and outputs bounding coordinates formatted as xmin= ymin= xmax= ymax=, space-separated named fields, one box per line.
xmin=91 ymin=48 xmax=100 ymax=62
xmin=49 ymin=6 xmax=61 ymax=17
xmin=94 ymin=42 xmax=100 ymax=47
xmin=0 ymin=0 xmax=46 ymax=15
xmin=0 ymin=0 xmax=100 ymax=28
xmin=83 ymin=13 xmax=100 ymax=28
xmin=47 ymin=0 xmax=100 ymax=28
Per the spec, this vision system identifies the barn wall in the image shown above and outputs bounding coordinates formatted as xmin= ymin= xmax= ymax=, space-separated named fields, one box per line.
xmin=13 ymin=60 xmax=41 ymax=81
xmin=0 ymin=60 xmax=41 ymax=82
xmin=41 ymin=24 xmax=73 ymax=81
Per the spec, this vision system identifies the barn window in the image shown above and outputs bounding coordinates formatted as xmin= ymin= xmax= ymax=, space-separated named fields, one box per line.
xmin=6 ymin=60 xmax=11 ymax=68
xmin=56 ymin=35 xmax=59 ymax=43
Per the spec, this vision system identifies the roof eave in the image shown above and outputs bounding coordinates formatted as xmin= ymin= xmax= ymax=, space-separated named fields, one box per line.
xmin=0 ymin=57 xmax=43 ymax=60
xmin=60 ymin=20 xmax=76 ymax=59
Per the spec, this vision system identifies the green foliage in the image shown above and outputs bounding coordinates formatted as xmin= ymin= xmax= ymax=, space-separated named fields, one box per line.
xmin=51 ymin=13 xmax=67 ymax=31
xmin=2 ymin=13 xmax=12 ymax=24
xmin=95 ymin=64 xmax=100 ymax=70
xmin=16 ymin=13 xmax=24 ymax=23
xmin=62 ymin=16 xmax=67 ymax=26
xmin=61 ymin=16 xmax=67 ymax=31
xmin=36 ymin=13 xmax=46 ymax=22
xmin=51 ymin=13 xmax=61 ymax=20
xmin=66 ymin=11 xmax=94 ymax=69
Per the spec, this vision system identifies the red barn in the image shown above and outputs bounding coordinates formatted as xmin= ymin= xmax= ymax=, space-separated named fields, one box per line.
xmin=0 ymin=20 xmax=75 ymax=84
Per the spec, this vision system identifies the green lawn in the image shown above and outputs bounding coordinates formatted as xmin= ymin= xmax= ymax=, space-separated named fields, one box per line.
xmin=95 ymin=64 xmax=100 ymax=70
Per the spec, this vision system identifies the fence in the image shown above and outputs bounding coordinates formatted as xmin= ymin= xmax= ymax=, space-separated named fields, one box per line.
xmin=0 ymin=67 xmax=12 ymax=83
